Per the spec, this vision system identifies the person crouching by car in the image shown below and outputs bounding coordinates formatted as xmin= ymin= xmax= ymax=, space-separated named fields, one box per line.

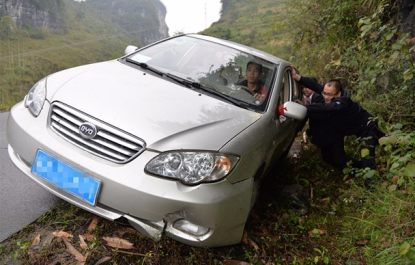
xmin=298 ymin=78 xmax=328 ymax=147
xmin=301 ymin=77 xmax=324 ymax=106
xmin=291 ymin=68 xmax=385 ymax=170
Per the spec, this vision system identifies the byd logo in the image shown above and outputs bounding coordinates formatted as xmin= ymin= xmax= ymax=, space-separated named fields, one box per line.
xmin=79 ymin=122 xmax=97 ymax=139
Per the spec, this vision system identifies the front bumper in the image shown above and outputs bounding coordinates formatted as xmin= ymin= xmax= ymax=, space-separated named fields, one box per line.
xmin=7 ymin=101 xmax=253 ymax=247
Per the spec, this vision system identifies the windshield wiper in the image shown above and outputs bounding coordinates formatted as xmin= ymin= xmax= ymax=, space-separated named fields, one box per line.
xmin=126 ymin=58 xmax=164 ymax=76
xmin=198 ymin=84 xmax=253 ymax=110
xmin=125 ymin=59 xmax=252 ymax=110
xmin=126 ymin=59 xmax=195 ymax=89
xmin=163 ymin=73 xmax=195 ymax=88
xmin=171 ymin=76 xmax=252 ymax=110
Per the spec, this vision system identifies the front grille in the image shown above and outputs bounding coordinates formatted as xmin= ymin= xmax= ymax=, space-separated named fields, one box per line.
xmin=49 ymin=102 xmax=146 ymax=163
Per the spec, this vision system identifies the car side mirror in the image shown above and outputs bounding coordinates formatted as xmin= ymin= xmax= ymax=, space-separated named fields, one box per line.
xmin=124 ymin=45 xmax=138 ymax=55
xmin=277 ymin=101 xmax=307 ymax=120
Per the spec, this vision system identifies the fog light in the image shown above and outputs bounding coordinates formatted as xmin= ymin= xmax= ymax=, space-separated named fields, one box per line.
xmin=173 ymin=219 xmax=210 ymax=236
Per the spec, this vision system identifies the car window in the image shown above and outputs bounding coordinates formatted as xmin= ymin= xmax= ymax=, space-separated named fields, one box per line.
xmin=280 ymin=69 xmax=292 ymax=103
xmin=128 ymin=36 xmax=278 ymax=112
xmin=290 ymin=69 xmax=300 ymax=101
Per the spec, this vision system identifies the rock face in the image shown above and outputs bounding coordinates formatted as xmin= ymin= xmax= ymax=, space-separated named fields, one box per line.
xmin=0 ymin=0 xmax=65 ymax=32
xmin=0 ymin=0 xmax=169 ymax=44
xmin=87 ymin=0 xmax=169 ymax=45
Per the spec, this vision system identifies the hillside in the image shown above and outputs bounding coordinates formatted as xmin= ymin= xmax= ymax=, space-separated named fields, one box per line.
xmin=203 ymin=0 xmax=291 ymax=59
xmin=0 ymin=0 xmax=168 ymax=110
xmin=204 ymin=0 xmax=415 ymax=263
xmin=204 ymin=0 xmax=414 ymax=125
xmin=87 ymin=0 xmax=168 ymax=45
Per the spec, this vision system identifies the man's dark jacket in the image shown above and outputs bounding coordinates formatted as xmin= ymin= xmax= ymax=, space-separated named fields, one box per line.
xmin=299 ymin=76 xmax=382 ymax=145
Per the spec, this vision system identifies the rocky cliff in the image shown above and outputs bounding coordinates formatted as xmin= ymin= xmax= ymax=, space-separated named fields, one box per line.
xmin=86 ymin=0 xmax=169 ymax=45
xmin=0 ymin=0 xmax=65 ymax=32
xmin=0 ymin=0 xmax=169 ymax=44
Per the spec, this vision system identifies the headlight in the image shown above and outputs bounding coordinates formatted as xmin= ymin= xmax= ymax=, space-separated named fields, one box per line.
xmin=145 ymin=151 xmax=239 ymax=185
xmin=24 ymin=78 xmax=47 ymax=117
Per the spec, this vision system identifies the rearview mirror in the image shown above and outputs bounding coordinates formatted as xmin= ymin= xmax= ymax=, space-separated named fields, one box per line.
xmin=124 ymin=45 xmax=138 ymax=55
xmin=278 ymin=101 xmax=307 ymax=120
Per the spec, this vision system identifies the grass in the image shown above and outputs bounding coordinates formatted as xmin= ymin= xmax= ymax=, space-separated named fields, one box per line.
xmin=0 ymin=0 xmax=135 ymax=112
xmin=0 ymin=30 xmax=130 ymax=111
xmin=338 ymin=183 xmax=415 ymax=264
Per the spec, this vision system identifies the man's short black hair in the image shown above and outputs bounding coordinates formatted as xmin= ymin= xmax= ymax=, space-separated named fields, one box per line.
xmin=327 ymin=79 xmax=343 ymax=94
xmin=247 ymin=61 xmax=262 ymax=72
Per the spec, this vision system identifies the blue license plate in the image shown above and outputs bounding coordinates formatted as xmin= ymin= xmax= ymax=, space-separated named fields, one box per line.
xmin=31 ymin=150 xmax=101 ymax=206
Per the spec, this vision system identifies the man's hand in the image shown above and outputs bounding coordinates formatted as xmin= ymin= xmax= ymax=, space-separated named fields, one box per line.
xmin=295 ymin=99 xmax=305 ymax=105
xmin=254 ymin=93 xmax=266 ymax=102
xmin=291 ymin=67 xmax=301 ymax=81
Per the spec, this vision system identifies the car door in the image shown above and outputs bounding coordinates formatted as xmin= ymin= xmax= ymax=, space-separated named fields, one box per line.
xmin=267 ymin=67 xmax=296 ymax=162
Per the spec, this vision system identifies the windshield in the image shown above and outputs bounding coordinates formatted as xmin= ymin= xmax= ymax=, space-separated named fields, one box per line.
xmin=128 ymin=36 xmax=278 ymax=111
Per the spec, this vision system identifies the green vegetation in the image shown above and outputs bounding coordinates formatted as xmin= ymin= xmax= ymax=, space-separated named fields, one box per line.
xmin=204 ymin=0 xmax=291 ymax=57
xmin=0 ymin=0 xmax=131 ymax=111
xmin=0 ymin=0 xmax=167 ymax=111
xmin=206 ymin=0 xmax=415 ymax=264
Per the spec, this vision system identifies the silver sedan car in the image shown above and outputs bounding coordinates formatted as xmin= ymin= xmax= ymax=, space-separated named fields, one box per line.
xmin=7 ymin=34 xmax=306 ymax=247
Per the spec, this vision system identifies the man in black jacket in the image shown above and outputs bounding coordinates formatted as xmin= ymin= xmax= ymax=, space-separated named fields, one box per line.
xmin=299 ymin=78 xmax=326 ymax=146
xmin=291 ymin=69 xmax=384 ymax=169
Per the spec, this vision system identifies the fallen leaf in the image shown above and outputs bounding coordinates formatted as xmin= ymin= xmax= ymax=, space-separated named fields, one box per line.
xmin=31 ymin=233 xmax=41 ymax=246
xmin=52 ymin=230 xmax=73 ymax=239
xmin=63 ymin=238 xmax=86 ymax=263
xmin=87 ymin=217 xmax=99 ymax=232
xmin=302 ymin=131 xmax=308 ymax=144
xmin=102 ymin=236 xmax=134 ymax=250
xmin=241 ymin=231 xmax=259 ymax=251
xmin=81 ymin=233 xmax=94 ymax=242
xmin=79 ymin=235 xmax=88 ymax=250
xmin=117 ymin=227 xmax=138 ymax=237
xmin=38 ymin=233 xmax=54 ymax=249
xmin=95 ymin=256 xmax=112 ymax=265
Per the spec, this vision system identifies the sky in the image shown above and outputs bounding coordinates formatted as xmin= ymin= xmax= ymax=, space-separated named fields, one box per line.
xmin=160 ymin=0 xmax=222 ymax=36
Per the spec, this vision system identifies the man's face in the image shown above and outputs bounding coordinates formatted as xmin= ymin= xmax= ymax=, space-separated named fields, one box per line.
xmin=303 ymin=87 xmax=313 ymax=97
xmin=246 ymin=64 xmax=260 ymax=84
xmin=322 ymin=83 xmax=341 ymax=103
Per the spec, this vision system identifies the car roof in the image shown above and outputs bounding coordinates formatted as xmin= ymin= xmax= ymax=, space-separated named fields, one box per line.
xmin=186 ymin=34 xmax=289 ymax=66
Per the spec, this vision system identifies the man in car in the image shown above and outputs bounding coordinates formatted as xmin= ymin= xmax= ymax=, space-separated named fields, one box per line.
xmin=238 ymin=61 xmax=269 ymax=104
xmin=291 ymin=68 xmax=384 ymax=170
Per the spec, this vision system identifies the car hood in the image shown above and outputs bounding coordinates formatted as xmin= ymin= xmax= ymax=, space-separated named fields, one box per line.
xmin=47 ymin=60 xmax=261 ymax=151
